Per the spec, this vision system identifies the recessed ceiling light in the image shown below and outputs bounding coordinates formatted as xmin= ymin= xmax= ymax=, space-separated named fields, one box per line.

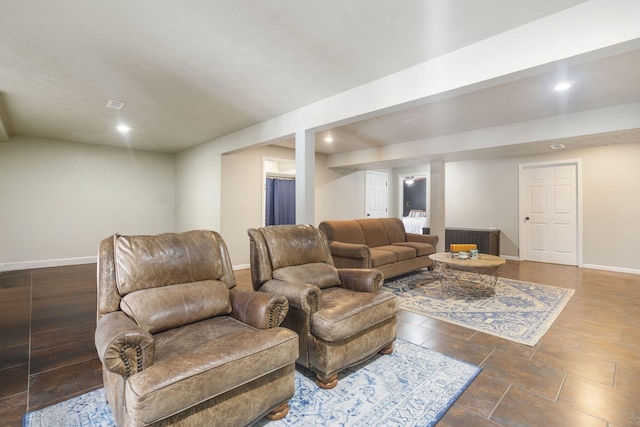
xmin=117 ymin=125 xmax=131 ymax=133
xmin=554 ymin=82 xmax=573 ymax=91
xmin=324 ymin=136 xmax=333 ymax=143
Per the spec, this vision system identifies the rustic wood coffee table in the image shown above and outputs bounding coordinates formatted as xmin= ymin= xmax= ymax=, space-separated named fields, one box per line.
xmin=428 ymin=253 xmax=506 ymax=297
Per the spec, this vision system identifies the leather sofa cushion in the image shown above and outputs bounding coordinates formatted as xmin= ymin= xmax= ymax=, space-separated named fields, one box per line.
xmin=273 ymin=262 xmax=340 ymax=289
xmin=115 ymin=231 xmax=223 ymax=295
xmin=121 ymin=280 xmax=231 ymax=333
xmin=261 ymin=225 xmax=333 ymax=269
xmin=369 ymin=248 xmax=397 ymax=267
xmin=125 ymin=316 xmax=298 ymax=426
xmin=311 ymin=287 xmax=398 ymax=342
xmin=393 ymin=241 xmax=436 ymax=257
xmin=374 ymin=245 xmax=416 ymax=261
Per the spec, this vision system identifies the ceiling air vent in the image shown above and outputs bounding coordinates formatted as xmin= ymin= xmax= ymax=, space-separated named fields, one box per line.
xmin=105 ymin=100 xmax=126 ymax=110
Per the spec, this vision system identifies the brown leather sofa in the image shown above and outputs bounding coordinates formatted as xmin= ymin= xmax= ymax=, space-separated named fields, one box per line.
xmin=319 ymin=218 xmax=439 ymax=279
xmin=248 ymin=224 xmax=398 ymax=389
xmin=95 ymin=230 xmax=299 ymax=427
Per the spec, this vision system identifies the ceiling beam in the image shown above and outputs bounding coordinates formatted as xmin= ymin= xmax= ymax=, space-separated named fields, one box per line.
xmin=214 ymin=0 xmax=640 ymax=157
xmin=326 ymin=102 xmax=640 ymax=169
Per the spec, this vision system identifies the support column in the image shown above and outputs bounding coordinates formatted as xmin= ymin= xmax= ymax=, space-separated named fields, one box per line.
xmin=295 ymin=130 xmax=315 ymax=225
xmin=430 ymin=161 xmax=446 ymax=252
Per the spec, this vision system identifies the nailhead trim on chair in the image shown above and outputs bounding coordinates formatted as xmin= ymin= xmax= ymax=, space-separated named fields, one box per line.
xmin=306 ymin=293 xmax=319 ymax=313
xmin=305 ymin=293 xmax=320 ymax=335
xmin=120 ymin=343 xmax=143 ymax=378
xmin=269 ymin=302 xmax=287 ymax=328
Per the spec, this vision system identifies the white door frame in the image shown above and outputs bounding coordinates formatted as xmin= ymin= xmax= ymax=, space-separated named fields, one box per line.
xmin=518 ymin=159 xmax=583 ymax=266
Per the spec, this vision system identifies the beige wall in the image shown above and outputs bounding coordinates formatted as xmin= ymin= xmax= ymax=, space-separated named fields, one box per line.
xmin=175 ymin=138 xmax=222 ymax=233
xmin=442 ymin=141 xmax=640 ymax=271
xmin=315 ymin=155 xmax=367 ymax=222
xmin=2 ymin=135 xmax=637 ymax=274
xmin=220 ymin=146 xmax=274 ymax=267
xmin=0 ymin=136 xmax=175 ymax=270
xmin=221 ymin=141 xmax=640 ymax=272
xmin=580 ymin=142 xmax=639 ymax=270
xmin=445 ymin=159 xmax=520 ymax=257
xmin=220 ymin=145 xmax=390 ymax=267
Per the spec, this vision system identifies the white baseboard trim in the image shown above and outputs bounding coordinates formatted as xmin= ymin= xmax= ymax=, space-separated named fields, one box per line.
xmin=500 ymin=255 xmax=520 ymax=261
xmin=1 ymin=256 xmax=97 ymax=273
xmin=1 ymin=260 xmax=252 ymax=274
xmin=581 ymin=263 xmax=640 ymax=275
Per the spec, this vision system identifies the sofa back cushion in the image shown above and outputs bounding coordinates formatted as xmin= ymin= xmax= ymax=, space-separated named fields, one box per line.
xmin=320 ymin=218 xmax=409 ymax=248
xmin=379 ymin=218 xmax=407 ymax=243
xmin=355 ymin=219 xmax=390 ymax=248
xmin=261 ymin=224 xmax=333 ymax=270
xmin=318 ymin=220 xmax=366 ymax=245
xmin=114 ymin=231 xmax=223 ymax=296
xmin=121 ymin=280 xmax=231 ymax=333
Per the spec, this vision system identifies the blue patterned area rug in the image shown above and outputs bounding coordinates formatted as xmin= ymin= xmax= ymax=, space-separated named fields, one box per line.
xmin=384 ymin=269 xmax=574 ymax=346
xmin=24 ymin=339 xmax=480 ymax=427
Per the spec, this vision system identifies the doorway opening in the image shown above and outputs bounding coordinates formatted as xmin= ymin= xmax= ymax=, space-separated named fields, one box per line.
xmin=262 ymin=158 xmax=296 ymax=226
xmin=398 ymin=174 xmax=428 ymax=234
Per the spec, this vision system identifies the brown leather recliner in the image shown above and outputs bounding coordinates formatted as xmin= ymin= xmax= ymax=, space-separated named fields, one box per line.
xmin=95 ymin=230 xmax=299 ymax=427
xmin=248 ymin=224 xmax=398 ymax=389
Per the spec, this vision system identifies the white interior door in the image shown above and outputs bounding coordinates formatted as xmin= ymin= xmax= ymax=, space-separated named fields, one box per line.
xmin=365 ymin=171 xmax=388 ymax=218
xmin=520 ymin=163 xmax=578 ymax=265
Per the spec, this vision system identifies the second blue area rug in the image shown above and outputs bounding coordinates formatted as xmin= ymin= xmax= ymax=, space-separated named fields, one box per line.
xmin=384 ymin=270 xmax=574 ymax=346
xmin=24 ymin=339 xmax=480 ymax=427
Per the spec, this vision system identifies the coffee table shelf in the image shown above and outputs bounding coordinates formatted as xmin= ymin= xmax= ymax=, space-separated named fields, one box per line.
xmin=428 ymin=253 xmax=506 ymax=297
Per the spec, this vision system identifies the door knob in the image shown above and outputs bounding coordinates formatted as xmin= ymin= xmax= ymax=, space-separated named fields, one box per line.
xmin=524 ymin=216 xmax=530 ymax=222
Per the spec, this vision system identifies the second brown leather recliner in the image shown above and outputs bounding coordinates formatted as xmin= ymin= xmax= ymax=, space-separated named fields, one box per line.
xmin=248 ymin=224 xmax=398 ymax=389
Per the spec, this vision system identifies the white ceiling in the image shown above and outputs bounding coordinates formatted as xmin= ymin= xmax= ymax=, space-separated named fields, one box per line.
xmin=1 ymin=0 xmax=639 ymax=168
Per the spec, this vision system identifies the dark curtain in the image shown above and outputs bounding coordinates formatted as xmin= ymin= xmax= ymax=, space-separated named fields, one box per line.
xmin=265 ymin=177 xmax=296 ymax=226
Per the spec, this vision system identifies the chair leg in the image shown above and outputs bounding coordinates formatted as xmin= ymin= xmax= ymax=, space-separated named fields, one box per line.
xmin=316 ymin=373 xmax=338 ymax=389
xmin=265 ymin=402 xmax=290 ymax=421
xmin=379 ymin=343 xmax=394 ymax=355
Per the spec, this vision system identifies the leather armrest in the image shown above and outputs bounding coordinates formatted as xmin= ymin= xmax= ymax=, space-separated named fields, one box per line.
xmin=328 ymin=241 xmax=370 ymax=259
xmin=230 ymin=289 xmax=289 ymax=329
xmin=338 ymin=268 xmax=384 ymax=292
xmin=406 ymin=233 xmax=439 ymax=246
xmin=95 ymin=312 xmax=155 ymax=378
xmin=260 ymin=279 xmax=322 ymax=314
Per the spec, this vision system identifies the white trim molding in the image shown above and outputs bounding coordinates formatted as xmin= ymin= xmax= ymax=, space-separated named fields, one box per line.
xmin=582 ymin=263 xmax=640 ymax=276
xmin=1 ymin=256 xmax=97 ymax=272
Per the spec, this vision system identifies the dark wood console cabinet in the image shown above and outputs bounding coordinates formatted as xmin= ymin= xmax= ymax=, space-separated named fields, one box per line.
xmin=422 ymin=227 xmax=500 ymax=256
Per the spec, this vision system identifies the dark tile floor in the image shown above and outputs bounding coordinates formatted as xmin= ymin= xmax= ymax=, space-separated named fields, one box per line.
xmin=1 ymin=261 xmax=639 ymax=426
xmin=0 ymin=264 xmax=102 ymax=426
